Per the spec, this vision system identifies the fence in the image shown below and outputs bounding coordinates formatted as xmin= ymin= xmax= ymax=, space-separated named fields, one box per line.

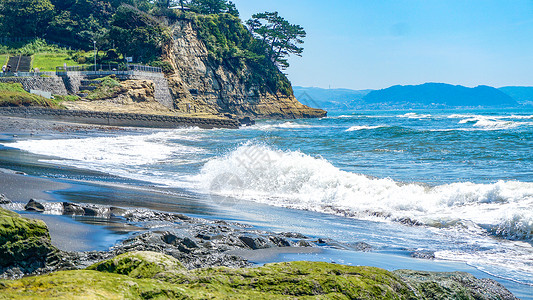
xmin=56 ymin=64 xmax=162 ymax=73
xmin=0 ymin=71 xmax=56 ymax=78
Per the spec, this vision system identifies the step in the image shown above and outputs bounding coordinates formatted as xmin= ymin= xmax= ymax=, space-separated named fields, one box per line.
xmin=17 ymin=56 xmax=32 ymax=72
xmin=80 ymin=80 xmax=103 ymax=86
xmin=79 ymin=86 xmax=98 ymax=91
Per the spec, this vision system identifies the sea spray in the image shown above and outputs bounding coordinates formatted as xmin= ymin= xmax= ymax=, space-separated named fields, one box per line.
xmin=196 ymin=143 xmax=533 ymax=241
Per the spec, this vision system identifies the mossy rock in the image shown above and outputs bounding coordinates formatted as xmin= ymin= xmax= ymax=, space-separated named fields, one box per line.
xmin=87 ymin=251 xmax=186 ymax=279
xmin=0 ymin=270 xmax=192 ymax=299
xmin=0 ymin=208 xmax=55 ymax=269
xmin=174 ymin=261 xmax=416 ymax=299
xmin=0 ymin=250 xmax=518 ymax=299
xmin=0 ymin=208 xmax=50 ymax=244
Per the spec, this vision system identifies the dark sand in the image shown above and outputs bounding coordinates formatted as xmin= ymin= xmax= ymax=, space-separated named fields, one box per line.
xmin=0 ymin=171 xmax=127 ymax=252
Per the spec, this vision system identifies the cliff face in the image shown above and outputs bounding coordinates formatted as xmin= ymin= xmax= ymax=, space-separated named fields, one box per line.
xmin=165 ymin=20 xmax=326 ymax=119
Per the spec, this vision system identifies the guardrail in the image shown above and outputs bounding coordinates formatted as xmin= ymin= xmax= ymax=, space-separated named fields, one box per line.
xmin=56 ymin=64 xmax=162 ymax=73
xmin=0 ymin=72 xmax=57 ymax=77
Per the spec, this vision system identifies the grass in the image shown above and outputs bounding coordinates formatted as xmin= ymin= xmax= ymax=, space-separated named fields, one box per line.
xmin=85 ymin=75 xmax=124 ymax=100
xmin=0 ymin=55 xmax=8 ymax=67
xmin=31 ymin=53 xmax=85 ymax=72
xmin=0 ymin=82 xmax=65 ymax=108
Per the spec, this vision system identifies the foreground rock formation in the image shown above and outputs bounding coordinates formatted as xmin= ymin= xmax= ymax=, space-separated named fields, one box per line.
xmin=0 ymin=206 xmax=518 ymax=299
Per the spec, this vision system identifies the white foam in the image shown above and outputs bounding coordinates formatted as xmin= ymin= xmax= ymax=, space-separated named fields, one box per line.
xmin=397 ymin=113 xmax=432 ymax=119
xmin=5 ymin=129 xmax=207 ymax=187
xmin=194 ymin=144 xmax=533 ymax=241
xmin=458 ymin=116 xmax=524 ymax=130
xmin=248 ymin=122 xmax=317 ymax=131
xmin=345 ymin=125 xmax=386 ymax=132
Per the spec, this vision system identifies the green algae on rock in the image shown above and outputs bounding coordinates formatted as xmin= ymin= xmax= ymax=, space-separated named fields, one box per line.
xmin=87 ymin=251 xmax=186 ymax=279
xmin=0 ymin=208 xmax=58 ymax=274
xmin=0 ymin=209 xmax=519 ymax=299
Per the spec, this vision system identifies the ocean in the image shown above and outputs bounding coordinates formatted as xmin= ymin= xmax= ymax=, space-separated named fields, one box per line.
xmin=1 ymin=108 xmax=532 ymax=297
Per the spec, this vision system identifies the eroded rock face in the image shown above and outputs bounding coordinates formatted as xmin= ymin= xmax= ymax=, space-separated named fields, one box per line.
xmin=166 ymin=21 xmax=326 ymax=119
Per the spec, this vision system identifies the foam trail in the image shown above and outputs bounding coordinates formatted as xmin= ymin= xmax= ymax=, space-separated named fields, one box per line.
xmin=345 ymin=125 xmax=386 ymax=132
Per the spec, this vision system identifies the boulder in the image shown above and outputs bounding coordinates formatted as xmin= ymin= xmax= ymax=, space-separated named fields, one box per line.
xmin=62 ymin=202 xmax=84 ymax=215
xmin=0 ymin=194 xmax=11 ymax=204
xmin=239 ymin=235 xmax=271 ymax=250
xmin=25 ymin=199 xmax=45 ymax=212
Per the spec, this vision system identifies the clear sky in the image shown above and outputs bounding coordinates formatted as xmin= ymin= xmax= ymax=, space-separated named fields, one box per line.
xmin=231 ymin=0 xmax=533 ymax=90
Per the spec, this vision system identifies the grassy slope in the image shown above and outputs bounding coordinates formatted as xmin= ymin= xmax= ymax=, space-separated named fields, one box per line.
xmin=0 ymin=55 xmax=8 ymax=66
xmin=32 ymin=53 xmax=80 ymax=71
xmin=0 ymin=82 xmax=63 ymax=108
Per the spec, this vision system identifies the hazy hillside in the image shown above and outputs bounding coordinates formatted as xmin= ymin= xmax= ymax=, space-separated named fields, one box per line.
xmin=293 ymin=86 xmax=372 ymax=110
xmin=362 ymin=83 xmax=518 ymax=109
xmin=499 ymin=86 xmax=533 ymax=105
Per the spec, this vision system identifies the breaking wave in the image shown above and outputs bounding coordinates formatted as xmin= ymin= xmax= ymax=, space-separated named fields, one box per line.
xmin=196 ymin=144 xmax=533 ymax=241
xmin=345 ymin=125 xmax=387 ymax=131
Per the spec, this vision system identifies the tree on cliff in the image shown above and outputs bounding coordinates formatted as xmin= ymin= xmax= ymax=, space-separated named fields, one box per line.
xmin=246 ymin=12 xmax=306 ymax=69
xmin=188 ymin=0 xmax=239 ymax=16
xmin=0 ymin=0 xmax=55 ymax=37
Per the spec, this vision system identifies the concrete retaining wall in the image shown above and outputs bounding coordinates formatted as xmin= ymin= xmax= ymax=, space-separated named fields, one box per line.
xmin=0 ymin=73 xmax=174 ymax=109
xmin=0 ymin=77 xmax=68 ymax=95
xmin=0 ymin=107 xmax=239 ymax=129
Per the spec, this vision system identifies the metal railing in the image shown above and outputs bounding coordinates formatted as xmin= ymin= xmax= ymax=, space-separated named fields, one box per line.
xmin=56 ymin=64 xmax=162 ymax=73
xmin=0 ymin=71 xmax=56 ymax=77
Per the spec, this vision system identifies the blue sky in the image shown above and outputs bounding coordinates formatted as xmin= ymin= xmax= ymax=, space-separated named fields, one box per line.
xmin=232 ymin=0 xmax=533 ymax=90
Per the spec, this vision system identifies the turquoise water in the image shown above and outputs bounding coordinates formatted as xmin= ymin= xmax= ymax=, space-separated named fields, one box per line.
xmin=2 ymin=108 xmax=532 ymax=296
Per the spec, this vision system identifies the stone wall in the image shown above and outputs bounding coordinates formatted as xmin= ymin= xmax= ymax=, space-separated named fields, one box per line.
xmin=0 ymin=77 xmax=68 ymax=95
xmin=0 ymin=74 xmax=174 ymax=109
xmin=0 ymin=107 xmax=239 ymax=129
xmin=61 ymin=72 xmax=174 ymax=109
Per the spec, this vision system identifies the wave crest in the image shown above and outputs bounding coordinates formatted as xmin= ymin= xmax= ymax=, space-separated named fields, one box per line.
xmin=196 ymin=144 xmax=533 ymax=241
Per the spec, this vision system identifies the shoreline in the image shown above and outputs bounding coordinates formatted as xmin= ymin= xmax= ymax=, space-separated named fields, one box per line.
xmin=0 ymin=107 xmax=241 ymax=129
xmin=0 ymin=172 xmax=527 ymax=299
xmin=0 ymin=116 xmax=531 ymax=298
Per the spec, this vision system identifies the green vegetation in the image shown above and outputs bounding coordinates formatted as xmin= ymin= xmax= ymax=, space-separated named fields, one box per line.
xmin=186 ymin=0 xmax=239 ymax=16
xmin=0 ymin=55 xmax=8 ymax=66
xmin=194 ymin=13 xmax=293 ymax=96
xmin=109 ymin=5 xmax=172 ymax=63
xmin=0 ymin=82 xmax=64 ymax=108
xmin=1 ymin=251 xmax=416 ymax=299
xmin=32 ymin=53 xmax=77 ymax=71
xmin=85 ymin=75 xmax=124 ymax=100
xmin=0 ymin=208 xmax=515 ymax=299
xmin=0 ymin=1 xmax=305 ymax=96
xmin=0 ymin=207 xmax=56 ymax=269
xmin=247 ymin=12 xmax=306 ymax=70
xmin=52 ymin=94 xmax=81 ymax=102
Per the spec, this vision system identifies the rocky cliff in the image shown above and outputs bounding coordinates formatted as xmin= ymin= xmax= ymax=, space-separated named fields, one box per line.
xmin=164 ymin=19 xmax=326 ymax=119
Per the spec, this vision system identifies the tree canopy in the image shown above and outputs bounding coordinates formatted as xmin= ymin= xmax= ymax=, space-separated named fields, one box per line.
xmin=0 ymin=0 xmax=55 ymax=37
xmin=247 ymin=11 xmax=306 ymax=69
xmin=184 ymin=0 xmax=238 ymax=16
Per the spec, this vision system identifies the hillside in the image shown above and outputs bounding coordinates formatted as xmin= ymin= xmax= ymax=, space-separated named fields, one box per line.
xmin=499 ymin=86 xmax=533 ymax=105
xmin=0 ymin=1 xmax=326 ymax=119
xmin=362 ymin=83 xmax=518 ymax=109
xmin=293 ymin=86 xmax=372 ymax=110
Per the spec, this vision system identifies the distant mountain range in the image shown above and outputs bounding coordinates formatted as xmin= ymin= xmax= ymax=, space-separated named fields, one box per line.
xmin=295 ymin=83 xmax=531 ymax=110
xmin=292 ymin=86 xmax=372 ymax=110
xmin=498 ymin=86 xmax=533 ymax=106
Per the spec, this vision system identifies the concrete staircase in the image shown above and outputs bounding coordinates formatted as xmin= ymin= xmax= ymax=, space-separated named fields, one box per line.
xmin=6 ymin=55 xmax=32 ymax=72
xmin=77 ymin=79 xmax=102 ymax=97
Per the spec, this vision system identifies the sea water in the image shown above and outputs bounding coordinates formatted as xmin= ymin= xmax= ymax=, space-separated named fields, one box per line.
xmin=2 ymin=108 xmax=532 ymax=296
